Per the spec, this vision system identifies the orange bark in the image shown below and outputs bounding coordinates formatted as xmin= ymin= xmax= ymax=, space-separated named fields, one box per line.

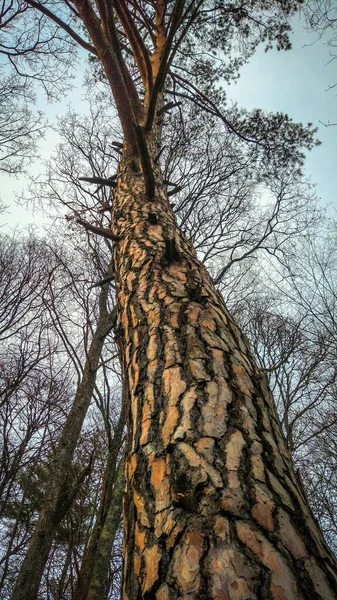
xmin=111 ymin=146 xmax=337 ymax=600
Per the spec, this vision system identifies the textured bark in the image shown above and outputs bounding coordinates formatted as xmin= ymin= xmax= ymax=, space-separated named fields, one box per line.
xmin=111 ymin=149 xmax=337 ymax=600
xmin=11 ymin=272 xmax=115 ymax=600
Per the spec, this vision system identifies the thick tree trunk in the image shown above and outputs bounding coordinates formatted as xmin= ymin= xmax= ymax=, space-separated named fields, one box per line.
xmin=112 ymin=150 xmax=337 ymax=600
xmin=11 ymin=274 xmax=115 ymax=600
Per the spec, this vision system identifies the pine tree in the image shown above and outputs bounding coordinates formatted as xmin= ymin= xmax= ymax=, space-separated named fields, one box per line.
xmin=7 ymin=1 xmax=337 ymax=598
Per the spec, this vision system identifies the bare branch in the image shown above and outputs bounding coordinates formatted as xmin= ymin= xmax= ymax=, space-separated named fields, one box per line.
xmin=76 ymin=218 xmax=121 ymax=241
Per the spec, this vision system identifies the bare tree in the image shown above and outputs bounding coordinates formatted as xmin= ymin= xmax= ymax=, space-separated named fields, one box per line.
xmin=301 ymin=0 xmax=337 ymax=107
xmin=0 ymin=235 xmax=73 ymax=595
xmin=10 ymin=243 xmax=119 ymax=600
xmin=0 ymin=73 xmax=44 ymax=175
xmin=0 ymin=231 xmax=123 ymax=599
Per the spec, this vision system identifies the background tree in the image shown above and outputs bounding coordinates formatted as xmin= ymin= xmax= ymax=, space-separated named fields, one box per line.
xmin=303 ymin=0 xmax=337 ymax=92
xmin=0 ymin=231 xmax=124 ymax=600
xmin=0 ymin=234 xmax=72 ymax=596
xmin=0 ymin=74 xmax=44 ymax=177
xmin=253 ymin=221 xmax=337 ymax=553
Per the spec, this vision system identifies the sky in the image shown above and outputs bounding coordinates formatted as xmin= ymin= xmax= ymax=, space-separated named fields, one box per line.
xmin=1 ymin=14 xmax=336 ymax=232
xmin=227 ymin=17 xmax=337 ymax=216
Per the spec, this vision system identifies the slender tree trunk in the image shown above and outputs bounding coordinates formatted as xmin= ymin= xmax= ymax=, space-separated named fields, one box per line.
xmin=11 ymin=272 xmax=115 ymax=600
xmin=87 ymin=461 xmax=124 ymax=600
xmin=112 ymin=148 xmax=337 ymax=600
xmin=55 ymin=544 xmax=72 ymax=600
xmin=73 ymin=407 xmax=125 ymax=600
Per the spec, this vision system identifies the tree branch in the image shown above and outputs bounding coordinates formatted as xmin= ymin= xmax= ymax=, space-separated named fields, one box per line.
xmin=71 ymin=0 xmax=141 ymax=153
xmin=77 ymin=218 xmax=121 ymax=241
xmin=89 ymin=275 xmax=115 ymax=289
xmin=25 ymin=0 xmax=97 ymax=56
xmin=114 ymin=0 xmax=153 ymax=92
xmin=145 ymin=0 xmax=186 ymax=131
xmin=79 ymin=176 xmax=117 ymax=187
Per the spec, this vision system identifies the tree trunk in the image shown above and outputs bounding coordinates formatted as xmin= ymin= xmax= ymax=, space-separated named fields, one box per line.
xmin=87 ymin=461 xmax=124 ymax=600
xmin=11 ymin=271 xmax=115 ymax=600
xmin=112 ymin=150 xmax=337 ymax=600
xmin=73 ymin=406 xmax=125 ymax=600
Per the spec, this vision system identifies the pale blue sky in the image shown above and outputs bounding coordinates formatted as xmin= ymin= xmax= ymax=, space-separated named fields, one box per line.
xmin=227 ymin=17 xmax=337 ymax=214
xmin=1 ymin=15 xmax=336 ymax=230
